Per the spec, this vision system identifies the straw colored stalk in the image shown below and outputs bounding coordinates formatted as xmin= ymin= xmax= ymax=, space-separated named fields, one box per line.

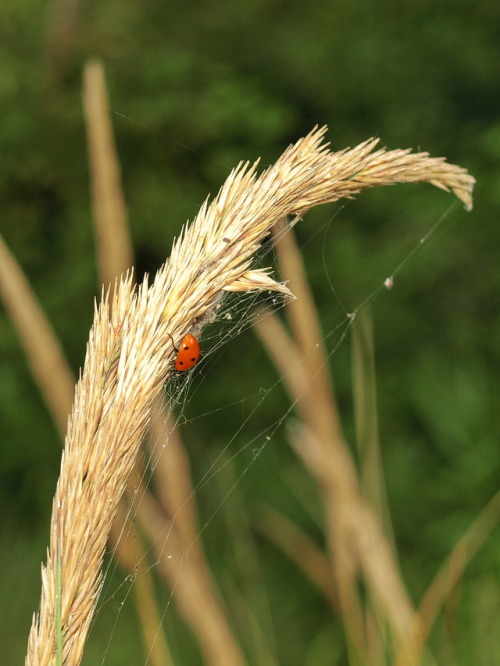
xmin=83 ymin=59 xmax=133 ymax=287
xmin=25 ymin=126 xmax=474 ymax=665
xmin=0 ymin=235 xmax=75 ymax=437
xmin=145 ymin=406 xmax=250 ymax=666
xmin=394 ymin=489 xmax=500 ymax=666
xmin=109 ymin=501 xmax=175 ymax=666
xmin=257 ymin=506 xmax=339 ymax=612
xmin=254 ymin=229 xmax=411 ymax=651
xmin=149 ymin=408 xmax=199 ymax=547
xmin=83 ymin=59 xmax=179 ymax=666
xmin=83 ymin=59 xmax=246 ymax=666
xmin=351 ymin=309 xmax=392 ymax=529
xmin=254 ymin=213 xmax=367 ymax=659
xmin=131 ymin=468 xmax=248 ymax=666
xmin=254 ymin=178 xmax=471 ymax=657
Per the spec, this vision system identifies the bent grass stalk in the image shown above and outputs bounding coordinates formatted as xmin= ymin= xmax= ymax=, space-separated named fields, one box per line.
xmin=253 ymin=225 xmax=409 ymax=660
xmin=83 ymin=60 xmax=246 ymax=666
xmin=25 ymin=126 xmax=474 ymax=665
xmin=83 ymin=60 xmax=178 ymax=666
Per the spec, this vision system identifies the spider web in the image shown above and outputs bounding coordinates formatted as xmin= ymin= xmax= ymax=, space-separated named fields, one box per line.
xmin=93 ymin=233 xmax=462 ymax=665
xmin=74 ymin=112 xmax=468 ymax=666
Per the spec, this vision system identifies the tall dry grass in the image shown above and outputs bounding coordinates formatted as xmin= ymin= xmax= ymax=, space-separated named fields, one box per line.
xmin=253 ymin=227 xmax=500 ymax=665
xmin=1 ymin=61 xmax=489 ymax=666
xmin=254 ymin=229 xmax=414 ymax=662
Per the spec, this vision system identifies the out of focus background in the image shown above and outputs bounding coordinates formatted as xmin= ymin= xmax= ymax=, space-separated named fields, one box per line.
xmin=1 ymin=1 xmax=499 ymax=664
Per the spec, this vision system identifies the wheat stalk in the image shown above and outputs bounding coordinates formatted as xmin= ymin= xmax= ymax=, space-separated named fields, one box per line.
xmin=25 ymin=126 xmax=474 ymax=665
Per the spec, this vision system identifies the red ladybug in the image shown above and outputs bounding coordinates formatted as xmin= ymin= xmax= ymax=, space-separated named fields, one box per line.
xmin=175 ymin=334 xmax=200 ymax=372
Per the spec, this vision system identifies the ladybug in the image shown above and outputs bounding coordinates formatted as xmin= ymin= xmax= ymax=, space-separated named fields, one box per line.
xmin=175 ymin=334 xmax=200 ymax=372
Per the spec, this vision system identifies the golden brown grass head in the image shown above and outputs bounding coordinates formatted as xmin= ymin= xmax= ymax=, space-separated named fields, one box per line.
xmin=25 ymin=126 xmax=474 ymax=665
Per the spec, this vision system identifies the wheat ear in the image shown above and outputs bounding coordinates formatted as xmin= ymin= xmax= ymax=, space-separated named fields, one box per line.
xmin=25 ymin=126 xmax=474 ymax=665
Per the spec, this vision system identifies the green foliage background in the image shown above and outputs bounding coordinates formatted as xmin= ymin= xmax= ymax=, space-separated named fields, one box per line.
xmin=1 ymin=1 xmax=499 ymax=664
